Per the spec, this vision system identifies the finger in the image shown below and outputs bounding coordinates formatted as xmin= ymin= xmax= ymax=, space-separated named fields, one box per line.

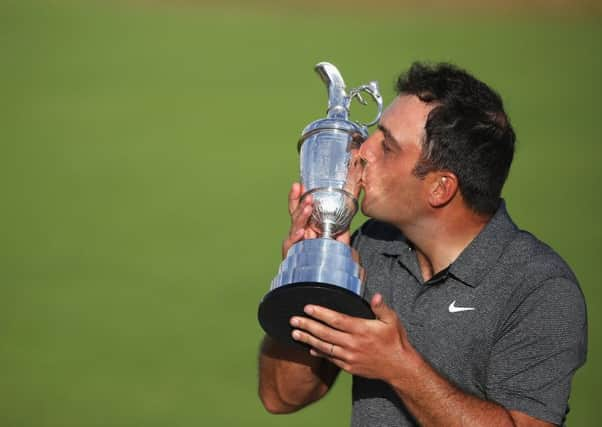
xmin=288 ymin=182 xmax=302 ymax=215
xmin=336 ymin=230 xmax=351 ymax=245
xmin=308 ymin=347 xmax=329 ymax=359
xmin=303 ymin=305 xmax=358 ymax=333
xmin=370 ymin=293 xmax=397 ymax=324
xmin=288 ymin=183 xmax=311 ymax=215
xmin=290 ymin=203 xmax=312 ymax=238
xmin=291 ymin=329 xmax=346 ymax=360
xmin=290 ymin=315 xmax=349 ymax=347
xmin=308 ymin=348 xmax=351 ymax=372
xmin=304 ymin=228 xmax=318 ymax=240
xmin=283 ymin=192 xmax=314 ymax=258
xmin=290 ymin=196 xmax=313 ymax=231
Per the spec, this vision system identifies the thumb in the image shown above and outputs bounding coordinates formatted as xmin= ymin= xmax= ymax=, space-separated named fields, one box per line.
xmin=370 ymin=293 xmax=395 ymax=323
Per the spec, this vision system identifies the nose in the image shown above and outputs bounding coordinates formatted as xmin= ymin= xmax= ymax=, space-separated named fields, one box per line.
xmin=359 ymin=132 xmax=378 ymax=164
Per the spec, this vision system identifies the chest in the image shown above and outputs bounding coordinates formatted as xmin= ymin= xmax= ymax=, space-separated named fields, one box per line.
xmin=363 ymin=255 xmax=498 ymax=395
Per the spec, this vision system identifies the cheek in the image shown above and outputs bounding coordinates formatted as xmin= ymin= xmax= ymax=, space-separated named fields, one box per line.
xmin=381 ymin=162 xmax=403 ymax=186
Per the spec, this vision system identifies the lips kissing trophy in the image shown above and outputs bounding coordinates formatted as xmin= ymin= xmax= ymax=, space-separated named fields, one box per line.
xmin=258 ymin=62 xmax=383 ymax=346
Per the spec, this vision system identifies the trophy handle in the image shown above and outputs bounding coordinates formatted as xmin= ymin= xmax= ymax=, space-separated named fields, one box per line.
xmin=348 ymin=81 xmax=383 ymax=127
xmin=314 ymin=62 xmax=383 ymax=127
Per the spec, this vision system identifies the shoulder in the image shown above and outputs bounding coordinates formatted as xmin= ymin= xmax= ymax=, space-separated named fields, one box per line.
xmin=500 ymin=228 xmax=579 ymax=289
xmin=492 ymin=228 xmax=586 ymax=338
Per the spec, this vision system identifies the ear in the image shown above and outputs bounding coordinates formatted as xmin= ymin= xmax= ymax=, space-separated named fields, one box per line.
xmin=428 ymin=172 xmax=458 ymax=208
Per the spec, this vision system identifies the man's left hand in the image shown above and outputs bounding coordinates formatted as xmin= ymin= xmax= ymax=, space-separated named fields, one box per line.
xmin=290 ymin=293 xmax=417 ymax=382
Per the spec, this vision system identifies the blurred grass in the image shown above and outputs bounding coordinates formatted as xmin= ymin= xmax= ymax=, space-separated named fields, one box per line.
xmin=0 ymin=0 xmax=600 ymax=425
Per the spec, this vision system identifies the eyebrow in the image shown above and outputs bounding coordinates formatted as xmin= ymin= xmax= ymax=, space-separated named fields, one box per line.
xmin=378 ymin=124 xmax=400 ymax=147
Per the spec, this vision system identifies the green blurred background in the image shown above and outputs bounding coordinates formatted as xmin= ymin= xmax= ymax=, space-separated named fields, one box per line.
xmin=1 ymin=0 xmax=600 ymax=425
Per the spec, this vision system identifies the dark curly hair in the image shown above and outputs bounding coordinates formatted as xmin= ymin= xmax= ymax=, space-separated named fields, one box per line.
xmin=397 ymin=62 xmax=515 ymax=215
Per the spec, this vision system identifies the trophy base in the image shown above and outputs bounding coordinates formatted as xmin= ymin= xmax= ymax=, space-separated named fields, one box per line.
xmin=258 ymin=282 xmax=374 ymax=348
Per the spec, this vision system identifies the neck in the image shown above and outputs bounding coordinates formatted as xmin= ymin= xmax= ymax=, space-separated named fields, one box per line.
xmin=399 ymin=205 xmax=492 ymax=283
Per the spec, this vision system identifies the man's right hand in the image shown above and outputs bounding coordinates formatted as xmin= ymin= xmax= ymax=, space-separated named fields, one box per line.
xmin=259 ymin=183 xmax=350 ymax=414
xmin=282 ymin=183 xmax=351 ymax=259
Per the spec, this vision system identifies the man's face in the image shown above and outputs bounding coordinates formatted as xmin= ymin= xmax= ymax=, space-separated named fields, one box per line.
xmin=359 ymin=94 xmax=435 ymax=226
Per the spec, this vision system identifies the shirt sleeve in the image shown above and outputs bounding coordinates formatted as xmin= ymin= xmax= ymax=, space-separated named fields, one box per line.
xmin=486 ymin=277 xmax=587 ymax=425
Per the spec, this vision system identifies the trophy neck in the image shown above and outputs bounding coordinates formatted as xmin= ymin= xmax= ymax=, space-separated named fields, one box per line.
xmin=322 ymin=222 xmax=336 ymax=240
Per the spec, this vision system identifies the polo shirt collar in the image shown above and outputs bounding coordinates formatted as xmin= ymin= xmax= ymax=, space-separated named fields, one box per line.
xmin=368 ymin=227 xmax=424 ymax=283
xmin=377 ymin=200 xmax=519 ymax=287
xmin=368 ymin=224 xmax=410 ymax=257
xmin=449 ymin=200 xmax=519 ymax=287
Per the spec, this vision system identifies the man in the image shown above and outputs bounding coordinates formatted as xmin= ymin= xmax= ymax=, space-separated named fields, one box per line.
xmin=258 ymin=63 xmax=587 ymax=426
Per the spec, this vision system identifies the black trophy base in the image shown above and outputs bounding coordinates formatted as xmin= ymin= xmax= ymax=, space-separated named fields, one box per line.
xmin=258 ymin=282 xmax=375 ymax=348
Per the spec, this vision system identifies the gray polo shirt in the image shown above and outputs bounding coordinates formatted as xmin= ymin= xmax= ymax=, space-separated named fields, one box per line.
xmin=350 ymin=202 xmax=587 ymax=426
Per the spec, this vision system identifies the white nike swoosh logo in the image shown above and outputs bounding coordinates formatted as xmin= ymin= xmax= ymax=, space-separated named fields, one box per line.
xmin=448 ymin=300 xmax=475 ymax=313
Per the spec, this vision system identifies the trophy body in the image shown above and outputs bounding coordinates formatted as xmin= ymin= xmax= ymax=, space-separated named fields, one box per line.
xmin=258 ymin=62 xmax=382 ymax=347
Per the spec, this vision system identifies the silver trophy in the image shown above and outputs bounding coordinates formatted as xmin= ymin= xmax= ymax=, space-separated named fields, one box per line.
xmin=258 ymin=62 xmax=383 ymax=346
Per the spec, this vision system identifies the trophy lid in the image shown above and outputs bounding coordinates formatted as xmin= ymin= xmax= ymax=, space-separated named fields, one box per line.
xmin=298 ymin=62 xmax=382 ymax=151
